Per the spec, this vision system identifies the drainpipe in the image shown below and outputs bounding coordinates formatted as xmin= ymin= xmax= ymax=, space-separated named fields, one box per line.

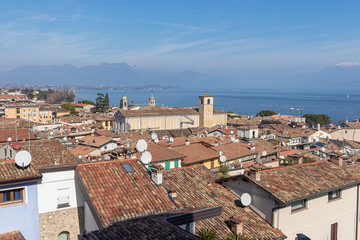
xmin=356 ymin=184 xmax=359 ymax=240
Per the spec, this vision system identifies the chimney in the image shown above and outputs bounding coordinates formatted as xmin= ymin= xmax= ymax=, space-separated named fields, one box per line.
xmin=150 ymin=164 xmax=164 ymax=185
xmin=317 ymin=123 xmax=320 ymax=131
xmin=249 ymin=167 xmax=261 ymax=181
xmin=255 ymin=171 xmax=261 ymax=181
xmin=338 ymin=157 xmax=343 ymax=166
xmin=185 ymin=140 xmax=190 ymax=145
xmin=229 ymin=215 xmax=244 ymax=235
xmin=168 ymin=189 xmax=177 ymax=200
xmin=298 ymin=156 xmax=303 ymax=164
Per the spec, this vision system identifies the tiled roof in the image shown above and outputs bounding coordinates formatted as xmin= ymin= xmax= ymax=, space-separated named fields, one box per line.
xmin=145 ymin=144 xmax=185 ymax=163
xmin=162 ymin=166 xmax=285 ymax=239
xmin=118 ymin=107 xmax=225 ymax=118
xmin=341 ymin=122 xmax=360 ymax=129
xmin=68 ymin=145 xmax=98 ymax=157
xmin=93 ymin=114 xmax=114 ymax=121
xmin=21 ymin=139 xmax=83 ymax=169
xmin=245 ymin=161 xmax=360 ymax=204
xmin=0 ymin=160 xmax=41 ymax=184
xmin=0 ymin=128 xmax=37 ymax=142
xmin=79 ymin=210 xmax=201 ymax=240
xmin=172 ymin=144 xmax=219 ymax=165
xmin=78 ymin=135 xmax=114 ymax=148
xmin=227 ymin=116 xmax=263 ymax=126
xmin=95 ymin=129 xmax=122 ymax=138
xmin=76 ymin=160 xmax=178 ymax=227
xmin=0 ymin=230 xmax=25 ymax=240
xmin=211 ymin=142 xmax=257 ymax=160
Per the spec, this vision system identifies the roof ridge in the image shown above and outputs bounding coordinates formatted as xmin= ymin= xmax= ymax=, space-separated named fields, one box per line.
xmin=79 ymin=159 xmax=138 ymax=167
xmin=260 ymin=160 xmax=328 ymax=172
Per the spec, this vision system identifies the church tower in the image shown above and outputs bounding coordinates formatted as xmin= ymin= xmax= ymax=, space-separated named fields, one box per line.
xmin=120 ymin=95 xmax=128 ymax=110
xmin=199 ymin=93 xmax=214 ymax=128
xmin=149 ymin=91 xmax=156 ymax=107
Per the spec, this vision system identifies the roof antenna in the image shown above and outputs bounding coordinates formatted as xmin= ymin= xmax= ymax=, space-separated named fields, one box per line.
xmin=205 ymin=90 xmax=207 ymax=94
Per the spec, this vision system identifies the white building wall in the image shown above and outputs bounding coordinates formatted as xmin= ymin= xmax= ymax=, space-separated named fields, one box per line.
xmin=38 ymin=170 xmax=84 ymax=214
xmin=276 ymin=187 xmax=358 ymax=240
xmin=84 ymin=201 xmax=99 ymax=232
xmin=99 ymin=142 xmax=117 ymax=152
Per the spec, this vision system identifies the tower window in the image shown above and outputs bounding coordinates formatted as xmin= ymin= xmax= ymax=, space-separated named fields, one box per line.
xmin=201 ymin=99 xmax=203 ymax=104
xmin=207 ymin=99 xmax=210 ymax=104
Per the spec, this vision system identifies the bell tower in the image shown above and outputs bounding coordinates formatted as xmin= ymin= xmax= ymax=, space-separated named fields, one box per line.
xmin=120 ymin=95 xmax=128 ymax=110
xmin=199 ymin=93 xmax=214 ymax=128
xmin=149 ymin=91 xmax=156 ymax=107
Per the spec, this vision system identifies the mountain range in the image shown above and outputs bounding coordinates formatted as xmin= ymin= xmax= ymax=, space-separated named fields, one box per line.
xmin=0 ymin=62 xmax=359 ymax=89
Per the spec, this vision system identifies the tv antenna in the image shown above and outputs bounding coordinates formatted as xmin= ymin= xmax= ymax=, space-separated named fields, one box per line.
xmin=15 ymin=150 xmax=32 ymax=168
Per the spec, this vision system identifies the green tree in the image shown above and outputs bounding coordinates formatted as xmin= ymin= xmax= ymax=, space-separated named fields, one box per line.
xmin=94 ymin=93 xmax=109 ymax=113
xmin=61 ymin=103 xmax=77 ymax=115
xmin=104 ymin=93 xmax=110 ymax=106
xmin=223 ymin=233 xmax=248 ymax=240
xmin=304 ymin=114 xmax=331 ymax=125
xmin=197 ymin=229 xmax=218 ymax=240
xmin=78 ymin=100 xmax=95 ymax=105
xmin=217 ymin=164 xmax=230 ymax=178
xmin=256 ymin=110 xmax=276 ymax=117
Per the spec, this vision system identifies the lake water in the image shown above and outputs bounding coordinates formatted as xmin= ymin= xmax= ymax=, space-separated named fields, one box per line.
xmin=74 ymin=88 xmax=360 ymax=123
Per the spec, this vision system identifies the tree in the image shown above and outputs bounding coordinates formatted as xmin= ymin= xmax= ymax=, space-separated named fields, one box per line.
xmin=78 ymin=100 xmax=95 ymax=105
xmin=197 ymin=229 xmax=218 ymax=240
xmin=256 ymin=110 xmax=276 ymax=117
xmin=94 ymin=93 xmax=108 ymax=113
xmin=217 ymin=164 xmax=230 ymax=178
xmin=61 ymin=103 xmax=77 ymax=115
xmin=304 ymin=114 xmax=331 ymax=126
xmin=223 ymin=234 xmax=249 ymax=240
xmin=104 ymin=93 xmax=110 ymax=106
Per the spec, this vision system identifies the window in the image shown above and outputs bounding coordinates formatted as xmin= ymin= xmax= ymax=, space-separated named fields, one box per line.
xmin=328 ymin=189 xmax=341 ymax=201
xmin=291 ymin=199 xmax=306 ymax=212
xmin=207 ymin=99 xmax=210 ymax=104
xmin=174 ymin=160 xmax=179 ymax=168
xmin=58 ymin=231 xmax=70 ymax=240
xmin=57 ymin=188 xmax=69 ymax=208
xmin=331 ymin=222 xmax=338 ymax=240
xmin=0 ymin=188 xmax=24 ymax=205
xmin=122 ymin=162 xmax=135 ymax=173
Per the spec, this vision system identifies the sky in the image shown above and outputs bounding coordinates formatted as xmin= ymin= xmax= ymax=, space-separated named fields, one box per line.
xmin=0 ymin=0 xmax=360 ymax=80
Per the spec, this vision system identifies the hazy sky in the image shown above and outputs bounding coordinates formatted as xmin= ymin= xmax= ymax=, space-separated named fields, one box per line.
xmin=0 ymin=0 xmax=359 ymax=79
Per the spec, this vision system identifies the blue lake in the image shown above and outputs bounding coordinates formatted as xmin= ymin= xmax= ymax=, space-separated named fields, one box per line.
xmin=74 ymin=88 xmax=360 ymax=123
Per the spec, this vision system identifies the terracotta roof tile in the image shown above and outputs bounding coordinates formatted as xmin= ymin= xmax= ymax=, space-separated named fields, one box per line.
xmin=0 ymin=160 xmax=41 ymax=184
xmin=0 ymin=128 xmax=36 ymax=142
xmin=76 ymin=160 xmax=178 ymax=227
xmin=144 ymin=144 xmax=185 ymax=163
xmin=172 ymin=144 xmax=219 ymax=165
xmin=0 ymin=230 xmax=25 ymax=240
xmin=245 ymin=161 xmax=360 ymax=204
xmin=162 ymin=166 xmax=285 ymax=239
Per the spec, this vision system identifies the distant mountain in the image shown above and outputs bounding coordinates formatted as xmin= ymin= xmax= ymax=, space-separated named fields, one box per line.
xmin=0 ymin=63 xmax=225 ymax=88
xmin=293 ymin=63 xmax=360 ymax=89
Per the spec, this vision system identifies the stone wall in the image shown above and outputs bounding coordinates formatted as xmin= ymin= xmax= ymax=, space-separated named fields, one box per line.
xmin=39 ymin=207 xmax=84 ymax=240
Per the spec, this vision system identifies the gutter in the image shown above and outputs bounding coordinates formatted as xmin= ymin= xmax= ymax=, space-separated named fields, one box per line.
xmin=0 ymin=175 xmax=42 ymax=187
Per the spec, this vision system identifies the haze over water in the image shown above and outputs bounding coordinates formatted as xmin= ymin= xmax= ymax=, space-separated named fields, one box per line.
xmin=75 ymin=88 xmax=360 ymax=124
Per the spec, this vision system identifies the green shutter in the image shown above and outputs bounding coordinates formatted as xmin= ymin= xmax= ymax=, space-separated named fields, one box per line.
xmin=165 ymin=162 xmax=170 ymax=170
xmin=148 ymin=164 xmax=152 ymax=171
xmin=174 ymin=160 xmax=179 ymax=168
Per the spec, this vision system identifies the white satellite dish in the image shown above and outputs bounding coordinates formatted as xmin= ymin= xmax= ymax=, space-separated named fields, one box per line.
xmin=151 ymin=132 xmax=158 ymax=140
xmin=230 ymin=130 xmax=234 ymax=135
xmin=219 ymin=151 xmax=224 ymax=156
xmin=7 ymin=137 xmax=12 ymax=142
xmin=321 ymin=147 xmax=326 ymax=152
xmin=314 ymin=137 xmax=319 ymax=142
xmin=15 ymin=150 xmax=32 ymax=168
xmin=140 ymin=151 xmax=152 ymax=164
xmin=220 ymin=155 xmax=227 ymax=163
xmin=231 ymin=136 xmax=235 ymax=142
xmin=262 ymin=151 xmax=267 ymax=156
xmin=50 ymin=131 xmax=54 ymax=135
xmin=282 ymin=142 xmax=285 ymax=146
xmin=154 ymin=138 xmax=159 ymax=144
xmin=169 ymin=137 xmax=174 ymax=143
xmin=240 ymin=193 xmax=252 ymax=206
xmin=136 ymin=139 xmax=148 ymax=152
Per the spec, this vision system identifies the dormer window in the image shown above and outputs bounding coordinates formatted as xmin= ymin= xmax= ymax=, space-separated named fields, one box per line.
xmin=328 ymin=189 xmax=341 ymax=201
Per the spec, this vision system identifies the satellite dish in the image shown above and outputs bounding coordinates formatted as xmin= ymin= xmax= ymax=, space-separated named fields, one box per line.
xmin=231 ymin=136 xmax=235 ymax=142
xmin=140 ymin=151 xmax=152 ymax=164
xmin=50 ymin=131 xmax=54 ymax=136
xmin=230 ymin=130 xmax=234 ymax=135
xmin=219 ymin=151 xmax=224 ymax=156
xmin=15 ymin=150 xmax=32 ymax=168
xmin=151 ymin=132 xmax=158 ymax=140
xmin=262 ymin=151 xmax=267 ymax=156
xmin=240 ymin=193 xmax=252 ymax=207
xmin=136 ymin=139 xmax=148 ymax=152
xmin=7 ymin=137 xmax=12 ymax=142
xmin=314 ymin=137 xmax=319 ymax=142
xmin=220 ymin=155 xmax=227 ymax=162
xmin=83 ymin=126 xmax=86 ymax=130
xmin=154 ymin=138 xmax=159 ymax=144
xmin=282 ymin=142 xmax=285 ymax=146
xmin=169 ymin=137 xmax=174 ymax=143
xmin=321 ymin=147 xmax=326 ymax=152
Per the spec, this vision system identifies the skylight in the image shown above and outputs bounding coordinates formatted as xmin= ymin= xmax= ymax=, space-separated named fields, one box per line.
xmin=121 ymin=162 xmax=135 ymax=173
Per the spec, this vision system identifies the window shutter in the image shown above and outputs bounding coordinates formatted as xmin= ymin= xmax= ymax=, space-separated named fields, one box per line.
xmin=331 ymin=222 xmax=338 ymax=240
